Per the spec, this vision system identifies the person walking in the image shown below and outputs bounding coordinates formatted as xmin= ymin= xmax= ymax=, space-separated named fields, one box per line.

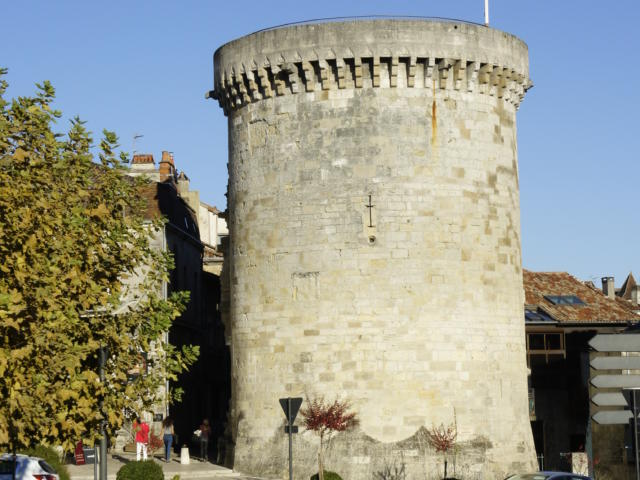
xmin=199 ymin=419 xmax=211 ymax=462
xmin=162 ymin=417 xmax=175 ymax=462
xmin=133 ymin=416 xmax=149 ymax=461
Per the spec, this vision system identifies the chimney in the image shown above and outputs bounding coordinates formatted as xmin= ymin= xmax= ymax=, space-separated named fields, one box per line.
xmin=131 ymin=153 xmax=155 ymax=166
xmin=159 ymin=151 xmax=175 ymax=181
xmin=632 ymin=285 xmax=640 ymax=306
xmin=177 ymin=171 xmax=190 ymax=196
xmin=602 ymin=276 xmax=615 ymax=299
xmin=128 ymin=154 xmax=158 ymax=180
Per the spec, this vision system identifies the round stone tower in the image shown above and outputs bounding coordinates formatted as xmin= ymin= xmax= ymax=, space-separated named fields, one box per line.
xmin=212 ymin=19 xmax=536 ymax=479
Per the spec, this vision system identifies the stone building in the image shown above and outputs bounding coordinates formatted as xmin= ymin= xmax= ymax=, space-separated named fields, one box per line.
xmin=210 ymin=19 xmax=536 ymax=479
xmin=124 ymin=152 xmax=229 ymax=459
xmin=523 ymin=271 xmax=640 ymax=478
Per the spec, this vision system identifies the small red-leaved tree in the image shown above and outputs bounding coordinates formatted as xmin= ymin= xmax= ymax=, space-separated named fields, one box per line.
xmin=301 ymin=397 xmax=358 ymax=480
xmin=425 ymin=423 xmax=457 ymax=479
xmin=147 ymin=430 xmax=164 ymax=457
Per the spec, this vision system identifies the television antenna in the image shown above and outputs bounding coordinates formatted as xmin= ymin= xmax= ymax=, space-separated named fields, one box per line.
xmin=132 ymin=133 xmax=144 ymax=156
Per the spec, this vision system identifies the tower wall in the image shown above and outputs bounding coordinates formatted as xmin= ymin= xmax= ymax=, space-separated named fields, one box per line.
xmin=212 ymin=19 xmax=536 ymax=479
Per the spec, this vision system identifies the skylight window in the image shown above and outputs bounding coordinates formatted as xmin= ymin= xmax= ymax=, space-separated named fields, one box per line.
xmin=543 ymin=295 xmax=585 ymax=306
xmin=525 ymin=308 xmax=556 ymax=323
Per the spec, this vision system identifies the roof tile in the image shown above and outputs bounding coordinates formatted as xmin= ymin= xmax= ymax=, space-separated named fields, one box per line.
xmin=523 ymin=270 xmax=640 ymax=324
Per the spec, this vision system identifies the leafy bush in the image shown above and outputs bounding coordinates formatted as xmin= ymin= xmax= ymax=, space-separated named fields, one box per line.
xmin=21 ymin=445 xmax=70 ymax=480
xmin=310 ymin=471 xmax=343 ymax=480
xmin=116 ymin=460 xmax=164 ymax=480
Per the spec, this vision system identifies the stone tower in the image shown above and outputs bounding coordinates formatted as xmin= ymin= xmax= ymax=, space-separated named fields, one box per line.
xmin=211 ymin=19 xmax=536 ymax=479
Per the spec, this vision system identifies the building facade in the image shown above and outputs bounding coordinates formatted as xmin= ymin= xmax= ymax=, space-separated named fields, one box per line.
xmin=524 ymin=271 xmax=640 ymax=478
xmin=122 ymin=152 xmax=229 ymax=460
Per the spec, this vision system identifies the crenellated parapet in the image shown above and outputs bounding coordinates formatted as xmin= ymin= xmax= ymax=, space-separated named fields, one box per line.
xmin=212 ymin=19 xmax=532 ymax=114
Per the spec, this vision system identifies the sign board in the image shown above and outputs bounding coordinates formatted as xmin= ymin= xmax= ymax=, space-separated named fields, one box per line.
xmin=589 ymin=334 xmax=640 ymax=353
xmin=590 ymin=356 xmax=640 ymax=370
xmin=590 ymin=333 xmax=640 ymax=478
xmin=279 ymin=397 xmax=303 ymax=424
xmin=591 ymin=375 xmax=640 ymax=389
xmin=82 ymin=447 xmax=96 ymax=465
xmin=279 ymin=397 xmax=303 ymax=480
xmin=590 ymin=333 xmax=640 ymax=426
xmin=592 ymin=410 xmax=633 ymax=425
xmin=592 ymin=392 xmax=629 ymax=407
xmin=74 ymin=442 xmax=85 ymax=465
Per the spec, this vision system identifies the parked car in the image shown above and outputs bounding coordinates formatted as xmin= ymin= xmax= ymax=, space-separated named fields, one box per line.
xmin=505 ymin=473 xmax=591 ymax=480
xmin=0 ymin=454 xmax=59 ymax=480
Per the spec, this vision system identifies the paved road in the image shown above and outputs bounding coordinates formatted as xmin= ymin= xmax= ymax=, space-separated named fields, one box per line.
xmin=66 ymin=452 xmax=267 ymax=480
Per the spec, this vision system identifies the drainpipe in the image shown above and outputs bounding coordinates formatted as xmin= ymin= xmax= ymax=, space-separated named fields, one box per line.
xmin=163 ymin=224 xmax=170 ymax=417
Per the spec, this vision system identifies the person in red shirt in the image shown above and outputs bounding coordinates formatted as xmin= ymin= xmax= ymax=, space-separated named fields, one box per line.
xmin=133 ymin=416 xmax=150 ymax=461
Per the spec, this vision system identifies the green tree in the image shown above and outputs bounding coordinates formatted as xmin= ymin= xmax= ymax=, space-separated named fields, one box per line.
xmin=0 ymin=69 xmax=198 ymax=453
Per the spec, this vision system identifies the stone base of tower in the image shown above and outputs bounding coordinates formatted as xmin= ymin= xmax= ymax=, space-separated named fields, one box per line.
xmin=231 ymin=427 xmax=537 ymax=480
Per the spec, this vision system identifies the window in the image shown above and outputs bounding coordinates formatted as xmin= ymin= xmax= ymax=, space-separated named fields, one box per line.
xmin=543 ymin=295 xmax=585 ymax=306
xmin=526 ymin=331 xmax=565 ymax=366
xmin=525 ymin=308 xmax=555 ymax=323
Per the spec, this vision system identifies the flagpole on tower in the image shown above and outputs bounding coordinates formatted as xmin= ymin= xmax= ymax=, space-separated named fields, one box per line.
xmin=484 ymin=0 xmax=489 ymax=26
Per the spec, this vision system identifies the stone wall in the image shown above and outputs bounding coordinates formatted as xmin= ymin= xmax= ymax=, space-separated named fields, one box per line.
xmin=212 ymin=19 xmax=537 ymax=479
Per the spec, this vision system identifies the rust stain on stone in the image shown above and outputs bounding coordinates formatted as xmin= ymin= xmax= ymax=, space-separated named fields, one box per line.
xmin=430 ymin=78 xmax=438 ymax=151
xmin=431 ymin=99 xmax=437 ymax=141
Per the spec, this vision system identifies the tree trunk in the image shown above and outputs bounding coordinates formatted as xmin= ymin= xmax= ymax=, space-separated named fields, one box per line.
xmin=318 ymin=432 xmax=324 ymax=480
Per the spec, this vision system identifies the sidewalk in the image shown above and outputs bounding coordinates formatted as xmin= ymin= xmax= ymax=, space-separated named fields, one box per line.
xmin=67 ymin=452 xmax=265 ymax=480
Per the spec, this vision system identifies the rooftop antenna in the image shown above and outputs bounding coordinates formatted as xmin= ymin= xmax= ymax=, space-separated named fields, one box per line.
xmin=484 ymin=0 xmax=489 ymax=26
xmin=131 ymin=133 xmax=144 ymax=159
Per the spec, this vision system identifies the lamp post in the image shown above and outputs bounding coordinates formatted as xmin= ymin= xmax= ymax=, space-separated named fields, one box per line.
xmin=99 ymin=345 xmax=107 ymax=480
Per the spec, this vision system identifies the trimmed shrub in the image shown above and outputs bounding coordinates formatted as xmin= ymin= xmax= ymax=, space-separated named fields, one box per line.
xmin=116 ymin=459 xmax=164 ymax=480
xmin=21 ymin=445 xmax=70 ymax=480
xmin=310 ymin=472 xmax=343 ymax=480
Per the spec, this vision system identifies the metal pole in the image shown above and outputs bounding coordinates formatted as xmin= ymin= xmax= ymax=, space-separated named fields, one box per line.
xmin=11 ymin=445 xmax=16 ymax=480
xmin=287 ymin=398 xmax=293 ymax=480
xmin=99 ymin=346 xmax=107 ymax=480
xmin=93 ymin=442 xmax=98 ymax=480
xmin=484 ymin=0 xmax=489 ymax=26
xmin=634 ymin=390 xmax=639 ymax=480
xmin=10 ymin=414 xmax=16 ymax=480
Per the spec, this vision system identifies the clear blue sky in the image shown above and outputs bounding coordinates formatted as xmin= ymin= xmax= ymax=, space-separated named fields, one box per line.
xmin=3 ymin=1 xmax=639 ymax=284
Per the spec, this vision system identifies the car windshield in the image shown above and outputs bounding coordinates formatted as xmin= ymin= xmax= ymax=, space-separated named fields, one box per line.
xmin=0 ymin=460 xmax=14 ymax=474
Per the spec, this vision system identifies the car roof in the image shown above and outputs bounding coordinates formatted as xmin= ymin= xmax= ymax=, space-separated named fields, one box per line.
xmin=0 ymin=453 xmax=43 ymax=461
xmin=507 ymin=474 xmax=590 ymax=479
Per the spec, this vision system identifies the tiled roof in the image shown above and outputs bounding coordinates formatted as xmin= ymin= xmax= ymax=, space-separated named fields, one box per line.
xmin=201 ymin=202 xmax=221 ymax=215
xmin=523 ymin=270 xmax=640 ymax=324
xmin=139 ymin=181 xmax=200 ymax=239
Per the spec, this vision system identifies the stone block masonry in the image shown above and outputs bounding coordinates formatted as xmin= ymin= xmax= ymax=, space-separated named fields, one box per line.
xmin=211 ymin=19 xmax=537 ymax=480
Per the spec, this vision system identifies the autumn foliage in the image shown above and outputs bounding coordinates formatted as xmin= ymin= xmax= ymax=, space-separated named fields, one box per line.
xmin=147 ymin=431 xmax=164 ymax=456
xmin=425 ymin=422 xmax=457 ymax=478
xmin=425 ymin=423 xmax=457 ymax=453
xmin=0 ymin=69 xmax=197 ymax=453
xmin=301 ymin=398 xmax=358 ymax=480
xmin=301 ymin=397 xmax=358 ymax=437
